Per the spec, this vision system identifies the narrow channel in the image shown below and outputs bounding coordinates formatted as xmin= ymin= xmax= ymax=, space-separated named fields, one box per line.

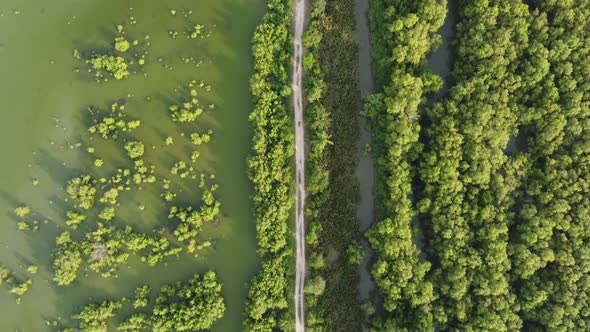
xmin=354 ymin=0 xmax=458 ymax=329
xmin=426 ymin=0 xmax=457 ymax=103
xmin=415 ymin=0 xmax=457 ymax=256
xmin=354 ymin=0 xmax=376 ymax=328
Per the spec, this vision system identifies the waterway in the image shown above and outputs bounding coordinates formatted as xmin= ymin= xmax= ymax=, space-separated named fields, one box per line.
xmin=355 ymin=0 xmax=458 ymax=327
xmin=426 ymin=0 xmax=457 ymax=103
xmin=414 ymin=0 xmax=458 ymax=256
xmin=0 ymin=0 xmax=264 ymax=330
xmin=354 ymin=0 xmax=376 ymax=328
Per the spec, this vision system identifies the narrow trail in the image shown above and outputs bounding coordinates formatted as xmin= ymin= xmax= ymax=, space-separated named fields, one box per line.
xmin=292 ymin=0 xmax=306 ymax=330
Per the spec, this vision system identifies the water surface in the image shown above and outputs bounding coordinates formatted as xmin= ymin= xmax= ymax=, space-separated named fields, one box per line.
xmin=355 ymin=0 xmax=376 ymax=327
xmin=0 ymin=0 xmax=264 ymax=330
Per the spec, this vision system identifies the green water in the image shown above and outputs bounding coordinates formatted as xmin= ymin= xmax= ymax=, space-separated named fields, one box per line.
xmin=0 ymin=0 xmax=264 ymax=330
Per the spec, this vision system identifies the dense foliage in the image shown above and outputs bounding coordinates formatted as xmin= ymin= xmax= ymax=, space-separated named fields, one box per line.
xmin=63 ymin=271 xmax=225 ymax=332
xmin=508 ymin=1 xmax=590 ymax=330
xmin=243 ymin=0 xmax=294 ymax=330
xmin=302 ymin=0 xmax=364 ymax=329
xmin=364 ymin=0 xmax=445 ymax=330
xmin=418 ymin=1 xmax=530 ymax=329
xmin=53 ymin=231 xmax=83 ymax=285
xmin=367 ymin=0 xmax=590 ymax=330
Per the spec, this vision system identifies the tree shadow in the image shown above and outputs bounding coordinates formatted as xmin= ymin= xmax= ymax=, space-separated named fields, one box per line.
xmin=35 ymin=149 xmax=81 ymax=188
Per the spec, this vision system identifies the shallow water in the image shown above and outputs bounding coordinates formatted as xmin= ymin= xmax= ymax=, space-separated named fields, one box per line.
xmin=426 ymin=0 xmax=457 ymax=103
xmin=355 ymin=0 xmax=376 ymax=327
xmin=414 ymin=1 xmax=458 ymax=257
xmin=0 ymin=0 xmax=263 ymax=330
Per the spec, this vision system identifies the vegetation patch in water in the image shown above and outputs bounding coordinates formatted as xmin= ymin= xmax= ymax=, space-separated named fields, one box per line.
xmin=61 ymin=271 xmax=225 ymax=332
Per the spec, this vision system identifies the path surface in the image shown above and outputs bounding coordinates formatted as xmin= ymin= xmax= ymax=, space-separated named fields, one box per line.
xmin=354 ymin=0 xmax=377 ymax=329
xmin=293 ymin=0 xmax=306 ymax=330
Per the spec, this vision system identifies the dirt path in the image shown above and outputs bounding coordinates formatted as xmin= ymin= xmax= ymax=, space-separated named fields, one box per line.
xmin=293 ymin=0 xmax=306 ymax=330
